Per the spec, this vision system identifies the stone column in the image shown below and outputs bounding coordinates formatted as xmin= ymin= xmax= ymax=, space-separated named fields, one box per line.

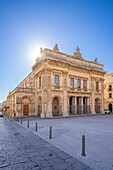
xmin=63 ymin=92 xmax=68 ymax=116
xmin=34 ymin=94 xmax=38 ymax=116
xmin=80 ymin=97 xmax=83 ymax=114
xmin=91 ymin=93 xmax=96 ymax=114
xmin=41 ymin=89 xmax=45 ymax=118
xmin=84 ymin=97 xmax=86 ymax=114
xmin=46 ymin=99 xmax=53 ymax=118
xmin=87 ymin=97 xmax=90 ymax=114
xmin=101 ymin=93 xmax=104 ymax=113
xmin=68 ymin=96 xmax=70 ymax=114
xmin=34 ymin=75 xmax=38 ymax=116
xmin=46 ymin=70 xmax=53 ymax=118
xmin=74 ymin=97 xmax=77 ymax=114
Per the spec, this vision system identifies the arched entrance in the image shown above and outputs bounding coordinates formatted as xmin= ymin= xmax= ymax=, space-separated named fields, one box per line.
xmin=22 ymin=98 xmax=31 ymax=116
xmin=23 ymin=105 xmax=29 ymax=116
xmin=109 ymin=103 xmax=112 ymax=112
xmin=52 ymin=97 xmax=59 ymax=116
xmin=38 ymin=97 xmax=42 ymax=116
xmin=95 ymin=98 xmax=101 ymax=113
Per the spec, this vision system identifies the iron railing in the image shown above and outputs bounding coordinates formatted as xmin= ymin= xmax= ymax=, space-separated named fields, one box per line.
xmin=68 ymin=105 xmax=90 ymax=115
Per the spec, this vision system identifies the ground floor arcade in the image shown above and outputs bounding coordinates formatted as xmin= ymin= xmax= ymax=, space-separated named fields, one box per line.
xmin=36 ymin=95 xmax=103 ymax=118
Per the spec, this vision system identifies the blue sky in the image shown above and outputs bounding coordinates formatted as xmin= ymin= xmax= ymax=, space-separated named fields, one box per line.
xmin=0 ymin=0 xmax=113 ymax=102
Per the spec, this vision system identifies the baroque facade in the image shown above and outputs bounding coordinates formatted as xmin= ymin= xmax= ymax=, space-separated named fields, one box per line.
xmin=104 ymin=73 xmax=113 ymax=112
xmin=33 ymin=44 xmax=106 ymax=118
xmin=5 ymin=44 xmax=106 ymax=117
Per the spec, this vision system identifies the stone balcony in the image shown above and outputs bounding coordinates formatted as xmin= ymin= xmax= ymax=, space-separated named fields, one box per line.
xmin=15 ymin=87 xmax=34 ymax=93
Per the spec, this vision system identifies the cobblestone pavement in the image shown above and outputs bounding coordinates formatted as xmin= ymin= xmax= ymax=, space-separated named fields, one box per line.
xmin=0 ymin=117 xmax=92 ymax=170
xmin=19 ymin=114 xmax=113 ymax=170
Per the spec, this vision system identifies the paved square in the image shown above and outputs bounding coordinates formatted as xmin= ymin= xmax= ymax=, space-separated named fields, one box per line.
xmin=20 ymin=115 xmax=113 ymax=170
xmin=0 ymin=117 xmax=92 ymax=170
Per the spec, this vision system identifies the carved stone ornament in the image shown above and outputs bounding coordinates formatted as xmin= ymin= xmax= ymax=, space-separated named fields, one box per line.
xmin=53 ymin=44 xmax=59 ymax=52
xmin=40 ymin=47 xmax=43 ymax=54
xmin=74 ymin=46 xmax=82 ymax=58
xmin=94 ymin=57 xmax=98 ymax=63
xmin=16 ymin=97 xmax=22 ymax=104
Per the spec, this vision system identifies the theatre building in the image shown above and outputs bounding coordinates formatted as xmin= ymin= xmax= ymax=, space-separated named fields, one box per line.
xmin=33 ymin=44 xmax=106 ymax=118
xmin=5 ymin=44 xmax=106 ymax=118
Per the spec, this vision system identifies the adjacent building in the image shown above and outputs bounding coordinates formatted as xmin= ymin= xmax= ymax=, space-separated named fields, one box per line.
xmin=5 ymin=72 xmax=35 ymax=117
xmin=104 ymin=73 xmax=113 ymax=112
xmin=5 ymin=44 xmax=106 ymax=117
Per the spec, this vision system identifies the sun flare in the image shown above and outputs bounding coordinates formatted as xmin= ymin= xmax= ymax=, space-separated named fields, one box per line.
xmin=29 ymin=44 xmax=45 ymax=63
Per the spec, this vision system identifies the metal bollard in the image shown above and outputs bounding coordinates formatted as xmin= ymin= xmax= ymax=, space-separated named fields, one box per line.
xmin=81 ymin=135 xmax=86 ymax=156
xmin=20 ymin=119 xmax=22 ymax=124
xmin=49 ymin=126 xmax=52 ymax=139
xmin=35 ymin=122 xmax=37 ymax=132
xmin=27 ymin=121 xmax=29 ymax=128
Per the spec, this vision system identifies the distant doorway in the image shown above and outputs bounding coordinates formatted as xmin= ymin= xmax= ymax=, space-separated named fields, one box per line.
xmin=109 ymin=103 xmax=112 ymax=112
xmin=23 ymin=105 xmax=29 ymax=116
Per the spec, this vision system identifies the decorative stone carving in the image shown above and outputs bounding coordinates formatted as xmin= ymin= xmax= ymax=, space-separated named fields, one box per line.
xmin=40 ymin=47 xmax=43 ymax=54
xmin=74 ymin=46 xmax=82 ymax=58
xmin=53 ymin=44 xmax=59 ymax=52
xmin=94 ymin=57 xmax=98 ymax=63
xmin=16 ymin=97 xmax=22 ymax=104
xmin=63 ymin=78 xmax=67 ymax=89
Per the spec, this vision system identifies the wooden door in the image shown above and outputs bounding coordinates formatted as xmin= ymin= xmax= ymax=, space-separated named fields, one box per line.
xmin=23 ymin=105 xmax=29 ymax=116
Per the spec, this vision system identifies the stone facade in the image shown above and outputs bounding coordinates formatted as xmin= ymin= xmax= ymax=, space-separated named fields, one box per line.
xmin=104 ymin=73 xmax=113 ymax=112
xmin=32 ymin=45 xmax=106 ymax=118
xmin=5 ymin=45 xmax=106 ymax=118
xmin=5 ymin=72 xmax=35 ymax=117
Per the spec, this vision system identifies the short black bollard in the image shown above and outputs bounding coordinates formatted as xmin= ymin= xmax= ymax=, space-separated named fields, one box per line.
xmin=20 ymin=119 xmax=22 ymax=124
xmin=27 ymin=121 xmax=29 ymax=128
xmin=35 ymin=122 xmax=37 ymax=132
xmin=49 ymin=126 xmax=52 ymax=139
xmin=81 ymin=135 xmax=86 ymax=156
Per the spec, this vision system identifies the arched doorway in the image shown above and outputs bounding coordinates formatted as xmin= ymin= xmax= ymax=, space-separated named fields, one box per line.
xmin=38 ymin=97 xmax=42 ymax=116
xmin=22 ymin=98 xmax=31 ymax=116
xmin=52 ymin=97 xmax=59 ymax=116
xmin=109 ymin=103 xmax=112 ymax=112
xmin=95 ymin=98 xmax=101 ymax=113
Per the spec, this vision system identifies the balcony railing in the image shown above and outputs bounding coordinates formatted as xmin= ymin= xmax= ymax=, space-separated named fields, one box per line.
xmin=16 ymin=87 xmax=34 ymax=93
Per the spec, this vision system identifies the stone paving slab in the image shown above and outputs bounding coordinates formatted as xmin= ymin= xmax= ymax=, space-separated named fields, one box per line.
xmin=18 ymin=114 xmax=113 ymax=170
xmin=0 ymin=117 xmax=92 ymax=170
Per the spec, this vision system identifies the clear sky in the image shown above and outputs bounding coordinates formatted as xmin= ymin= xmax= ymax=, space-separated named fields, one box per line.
xmin=0 ymin=0 xmax=113 ymax=103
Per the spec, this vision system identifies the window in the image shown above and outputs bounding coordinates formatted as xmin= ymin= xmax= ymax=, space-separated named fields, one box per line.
xmin=109 ymin=85 xmax=112 ymax=91
xmin=83 ymin=80 xmax=87 ymax=89
xmin=77 ymin=79 xmax=81 ymax=88
xmin=109 ymin=93 xmax=112 ymax=98
xmin=70 ymin=78 xmax=74 ymax=88
xmin=54 ymin=75 xmax=59 ymax=85
xmin=39 ymin=76 xmax=41 ymax=87
xmin=96 ymin=81 xmax=99 ymax=91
